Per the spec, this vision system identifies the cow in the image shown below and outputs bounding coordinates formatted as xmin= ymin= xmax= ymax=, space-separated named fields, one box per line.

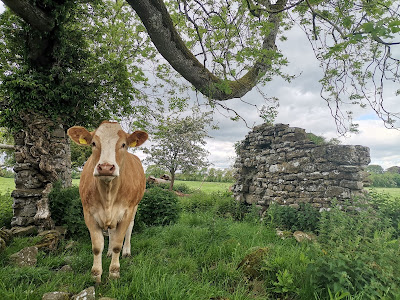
xmin=67 ymin=121 xmax=148 ymax=283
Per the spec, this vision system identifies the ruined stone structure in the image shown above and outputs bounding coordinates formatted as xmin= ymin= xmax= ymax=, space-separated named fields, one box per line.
xmin=12 ymin=114 xmax=71 ymax=230
xmin=232 ymin=123 xmax=370 ymax=210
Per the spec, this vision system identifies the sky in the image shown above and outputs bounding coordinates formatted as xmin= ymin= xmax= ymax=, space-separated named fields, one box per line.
xmin=1 ymin=3 xmax=399 ymax=171
xmin=201 ymin=25 xmax=400 ymax=170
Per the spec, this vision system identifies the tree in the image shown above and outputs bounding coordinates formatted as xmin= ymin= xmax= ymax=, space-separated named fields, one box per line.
xmin=0 ymin=1 xmax=153 ymax=228
xmin=143 ymin=108 xmax=213 ymax=190
xmin=386 ymin=166 xmax=400 ymax=174
xmin=1 ymin=0 xmax=399 ymax=228
xmin=366 ymin=164 xmax=384 ymax=174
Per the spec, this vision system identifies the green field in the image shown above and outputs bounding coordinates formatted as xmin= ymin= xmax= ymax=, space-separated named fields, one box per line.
xmin=0 ymin=178 xmax=231 ymax=194
xmin=369 ymin=187 xmax=400 ymax=199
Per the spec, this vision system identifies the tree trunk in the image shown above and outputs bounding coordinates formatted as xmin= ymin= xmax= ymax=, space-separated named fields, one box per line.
xmin=169 ymin=172 xmax=175 ymax=191
xmin=11 ymin=112 xmax=71 ymax=230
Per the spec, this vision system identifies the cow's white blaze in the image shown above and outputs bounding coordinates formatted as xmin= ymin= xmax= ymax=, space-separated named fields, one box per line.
xmin=93 ymin=122 xmax=122 ymax=177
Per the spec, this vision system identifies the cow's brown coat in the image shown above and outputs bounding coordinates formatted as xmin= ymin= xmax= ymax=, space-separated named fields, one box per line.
xmin=68 ymin=121 xmax=148 ymax=283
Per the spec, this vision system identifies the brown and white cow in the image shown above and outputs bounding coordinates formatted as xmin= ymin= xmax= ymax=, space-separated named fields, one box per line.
xmin=67 ymin=121 xmax=148 ymax=283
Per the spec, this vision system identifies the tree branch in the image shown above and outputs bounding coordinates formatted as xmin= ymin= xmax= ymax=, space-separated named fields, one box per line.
xmin=1 ymin=0 xmax=55 ymax=32
xmin=127 ymin=0 xmax=287 ymax=100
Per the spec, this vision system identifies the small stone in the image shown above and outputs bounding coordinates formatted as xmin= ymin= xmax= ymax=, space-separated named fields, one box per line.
xmin=42 ymin=291 xmax=70 ymax=300
xmin=9 ymin=246 xmax=38 ymax=267
xmin=293 ymin=231 xmax=316 ymax=243
xmin=0 ymin=228 xmax=13 ymax=245
xmin=36 ymin=230 xmax=61 ymax=252
xmin=11 ymin=225 xmax=38 ymax=237
xmin=237 ymin=247 xmax=269 ymax=279
xmin=71 ymin=286 xmax=95 ymax=300
xmin=59 ymin=265 xmax=73 ymax=272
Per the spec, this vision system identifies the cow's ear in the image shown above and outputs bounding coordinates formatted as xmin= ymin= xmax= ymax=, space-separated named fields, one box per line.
xmin=67 ymin=126 xmax=93 ymax=146
xmin=127 ymin=130 xmax=148 ymax=147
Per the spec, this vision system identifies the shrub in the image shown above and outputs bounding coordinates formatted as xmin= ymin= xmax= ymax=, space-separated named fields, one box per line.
xmin=49 ymin=181 xmax=87 ymax=238
xmin=265 ymin=203 xmax=321 ymax=232
xmin=308 ymin=203 xmax=400 ymax=299
xmin=367 ymin=190 xmax=400 ymax=236
xmin=180 ymin=191 xmax=253 ymax=221
xmin=135 ymin=187 xmax=180 ymax=230
xmin=0 ymin=192 xmax=12 ymax=228
xmin=173 ymin=183 xmax=191 ymax=194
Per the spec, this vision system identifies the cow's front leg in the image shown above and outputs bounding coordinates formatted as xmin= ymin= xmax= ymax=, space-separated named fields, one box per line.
xmin=108 ymin=214 xmax=132 ymax=280
xmin=87 ymin=221 xmax=104 ymax=283
xmin=122 ymin=205 xmax=138 ymax=257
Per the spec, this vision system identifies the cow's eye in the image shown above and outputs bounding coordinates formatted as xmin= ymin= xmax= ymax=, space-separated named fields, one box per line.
xmin=122 ymin=143 xmax=126 ymax=148
xmin=92 ymin=142 xmax=96 ymax=147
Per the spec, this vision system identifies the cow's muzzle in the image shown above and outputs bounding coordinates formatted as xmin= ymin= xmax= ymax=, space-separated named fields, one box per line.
xmin=96 ymin=163 xmax=116 ymax=177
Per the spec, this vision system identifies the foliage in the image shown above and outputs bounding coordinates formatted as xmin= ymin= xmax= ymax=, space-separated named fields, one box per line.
xmin=307 ymin=133 xmax=341 ymax=145
xmin=144 ymin=107 xmax=213 ymax=190
xmin=70 ymin=140 xmax=92 ymax=171
xmin=368 ymin=189 xmax=400 ymax=237
xmin=48 ymin=181 xmax=87 ymax=238
xmin=294 ymin=0 xmax=400 ymax=133
xmin=145 ymin=165 xmax=169 ymax=178
xmin=368 ymin=172 xmax=400 ymax=187
xmin=366 ymin=164 xmax=384 ymax=174
xmin=0 ymin=192 xmax=12 ymax=228
xmin=308 ymin=202 xmax=400 ymax=299
xmin=176 ymin=167 xmax=235 ymax=183
xmin=135 ymin=187 xmax=180 ymax=230
xmin=0 ymin=1 xmax=153 ymax=132
xmin=266 ymin=203 xmax=321 ymax=232
xmin=180 ymin=191 xmax=254 ymax=221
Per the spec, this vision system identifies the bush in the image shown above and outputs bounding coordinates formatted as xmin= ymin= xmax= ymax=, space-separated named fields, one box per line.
xmin=367 ymin=190 xmax=400 ymax=237
xmin=308 ymin=202 xmax=400 ymax=299
xmin=135 ymin=187 xmax=180 ymax=230
xmin=49 ymin=181 xmax=87 ymax=238
xmin=265 ymin=203 xmax=321 ymax=232
xmin=368 ymin=172 xmax=400 ymax=187
xmin=0 ymin=192 xmax=12 ymax=228
xmin=180 ymin=191 xmax=253 ymax=221
xmin=173 ymin=183 xmax=192 ymax=194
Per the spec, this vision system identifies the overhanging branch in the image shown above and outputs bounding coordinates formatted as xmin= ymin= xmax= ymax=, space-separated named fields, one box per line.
xmin=1 ymin=0 xmax=55 ymax=32
xmin=127 ymin=0 xmax=287 ymax=100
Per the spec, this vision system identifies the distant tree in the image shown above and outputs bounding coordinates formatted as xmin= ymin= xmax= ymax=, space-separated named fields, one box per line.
xmin=145 ymin=165 xmax=169 ymax=178
xmin=386 ymin=166 xmax=400 ymax=174
xmin=366 ymin=165 xmax=384 ymax=174
xmin=144 ymin=108 xmax=213 ymax=190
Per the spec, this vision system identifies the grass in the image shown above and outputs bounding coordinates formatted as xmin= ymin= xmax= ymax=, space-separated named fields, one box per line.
xmin=0 ymin=211 xmax=298 ymax=300
xmin=369 ymin=187 xmax=400 ymax=199
xmin=175 ymin=180 xmax=232 ymax=193
xmin=1 ymin=183 xmax=400 ymax=299
xmin=0 ymin=178 xmax=231 ymax=194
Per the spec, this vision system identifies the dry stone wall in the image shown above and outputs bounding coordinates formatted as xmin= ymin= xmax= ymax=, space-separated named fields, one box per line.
xmin=12 ymin=114 xmax=72 ymax=230
xmin=232 ymin=123 xmax=371 ymax=210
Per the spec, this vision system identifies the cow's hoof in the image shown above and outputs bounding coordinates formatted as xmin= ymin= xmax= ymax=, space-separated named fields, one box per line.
xmin=92 ymin=274 xmax=101 ymax=284
xmin=91 ymin=268 xmax=102 ymax=284
xmin=109 ymin=271 xmax=120 ymax=280
xmin=121 ymin=251 xmax=131 ymax=258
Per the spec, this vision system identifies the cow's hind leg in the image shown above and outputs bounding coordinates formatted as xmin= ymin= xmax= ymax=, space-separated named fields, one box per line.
xmin=122 ymin=205 xmax=138 ymax=257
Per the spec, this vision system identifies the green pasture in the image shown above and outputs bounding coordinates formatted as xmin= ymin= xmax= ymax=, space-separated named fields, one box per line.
xmin=0 ymin=177 xmax=231 ymax=194
xmin=369 ymin=187 xmax=400 ymax=199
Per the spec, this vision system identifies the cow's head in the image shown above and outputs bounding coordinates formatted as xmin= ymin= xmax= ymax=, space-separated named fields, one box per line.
xmin=68 ymin=121 xmax=148 ymax=180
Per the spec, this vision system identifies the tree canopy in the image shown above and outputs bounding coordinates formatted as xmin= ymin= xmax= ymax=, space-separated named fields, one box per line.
xmin=0 ymin=0 xmax=399 ymax=133
xmin=143 ymin=108 xmax=213 ymax=190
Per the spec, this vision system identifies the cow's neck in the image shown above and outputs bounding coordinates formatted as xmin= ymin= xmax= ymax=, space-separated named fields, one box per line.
xmin=96 ymin=177 xmax=121 ymax=207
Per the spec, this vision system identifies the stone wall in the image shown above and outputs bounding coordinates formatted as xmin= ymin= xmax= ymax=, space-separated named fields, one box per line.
xmin=232 ymin=123 xmax=370 ymax=210
xmin=12 ymin=113 xmax=72 ymax=230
